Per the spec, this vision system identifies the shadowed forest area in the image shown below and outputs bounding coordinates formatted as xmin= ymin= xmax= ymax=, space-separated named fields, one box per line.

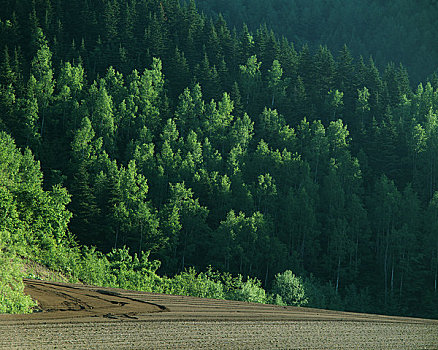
xmin=195 ymin=0 xmax=438 ymax=83
xmin=1 ymin=0 xmax=438 ymax=318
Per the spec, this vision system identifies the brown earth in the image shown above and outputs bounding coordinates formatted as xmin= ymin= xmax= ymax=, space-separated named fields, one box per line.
xmin=1 ymin=279 xmax=438 ymax=349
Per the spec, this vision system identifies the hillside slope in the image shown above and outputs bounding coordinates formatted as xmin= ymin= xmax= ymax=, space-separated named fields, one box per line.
xmin=2 ymin=0 xmax=438 ymax=319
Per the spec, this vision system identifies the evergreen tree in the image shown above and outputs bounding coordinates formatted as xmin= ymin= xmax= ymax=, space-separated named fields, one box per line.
xmin=30 ymin=27 xmax=54 ymax=141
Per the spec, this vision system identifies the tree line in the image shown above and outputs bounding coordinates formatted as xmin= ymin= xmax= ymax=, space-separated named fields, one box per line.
xmin=1 ymin=0 xmax=438 ymax=317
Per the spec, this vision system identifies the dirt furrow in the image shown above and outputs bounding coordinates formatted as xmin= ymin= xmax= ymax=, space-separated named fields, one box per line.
xmin=2 ymin=321 xmax=438 ymax=349
xmin=1 ymin=280 xmax=437 ymax=349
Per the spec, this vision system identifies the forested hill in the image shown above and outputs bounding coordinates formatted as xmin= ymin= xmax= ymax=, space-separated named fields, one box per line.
xmin=195 ymin=0 xmax=438 ymax=83
xmin=1 ymin=0 xmax=438 ymax=318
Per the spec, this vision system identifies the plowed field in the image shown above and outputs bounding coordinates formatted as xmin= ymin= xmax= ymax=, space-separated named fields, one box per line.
xmin=1 ymin=279 xmax=437 ymax=349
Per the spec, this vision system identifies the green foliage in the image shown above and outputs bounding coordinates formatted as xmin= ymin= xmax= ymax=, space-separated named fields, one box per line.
xmin=0 ymin=132 xmax=75 ymax=313
xmin=45 ymin=245 xmax=272 ymax=305
xmin=0 ymin=232 xmax=37 ymax=314
xmin=160 ymin=268 xmax=268 ymax=304
xmin=230 ymin=276 xmax=267 ymax=304
xmin=343 ymin=284 xmax=373 ymax=313
xmin=105 ymin=247 xmax=158 ymax=290
xmin=76 ymin=246 xmax=113 ymax=286
xmin=162 ymin=267 xmax=224 ymax=299
xmin=2 ymin=0 xmax=438 ymax=319
xmin=196 ymin=0 xmax=438 ymax=83
xmin=271 ymin=270 xmax=308 ymax=307
xmin=63 ymin=246 xmax=163 ymax=293
xmin=303 ymin=275 xmax=343 ymax=310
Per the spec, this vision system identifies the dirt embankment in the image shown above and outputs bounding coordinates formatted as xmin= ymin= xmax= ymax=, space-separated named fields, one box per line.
xmin=0 ymin=279 xmax=437 ymax=349
xmin=24 ymin=279 xmax=166 ymax=320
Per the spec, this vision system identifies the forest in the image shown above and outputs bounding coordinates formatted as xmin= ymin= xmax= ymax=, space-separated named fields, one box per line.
xmin=0 ymin=0 xmax=438 ymax=318
xmin=195 ymin=0 xmax=438 ymax=83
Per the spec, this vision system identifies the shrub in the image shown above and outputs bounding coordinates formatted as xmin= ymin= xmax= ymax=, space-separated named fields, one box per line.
xmin=76 ymin=246 xmax=113 ymax=286
xmin=271 ymin=270 xmax=308 ymax=306
xmin=0 ymin=237 xmax=37 ymax=314
xmin=267 ymin=293 xmax=287 ymax=306
xmin=230 ymin=276 xmax=267 ymax=303
xmin=162 ymin=268 xmax=224 ymax=299
xmin=106 ymin=247 xmax=162 ymax=291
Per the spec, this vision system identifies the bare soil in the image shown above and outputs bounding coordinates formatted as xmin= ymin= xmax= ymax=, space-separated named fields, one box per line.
xmin=1 ymin=279 xmax=437 ymax=349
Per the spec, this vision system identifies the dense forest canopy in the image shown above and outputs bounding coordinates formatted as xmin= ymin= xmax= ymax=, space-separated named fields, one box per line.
xmin=194 ymin=0 xmax=438 ymax=83
xmin=1 ymin=0 xmax=438 ymax=317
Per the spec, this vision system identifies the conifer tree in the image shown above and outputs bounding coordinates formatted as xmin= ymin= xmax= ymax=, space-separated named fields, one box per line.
xmin=30 ymin=27 xmax=54 ymax=141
